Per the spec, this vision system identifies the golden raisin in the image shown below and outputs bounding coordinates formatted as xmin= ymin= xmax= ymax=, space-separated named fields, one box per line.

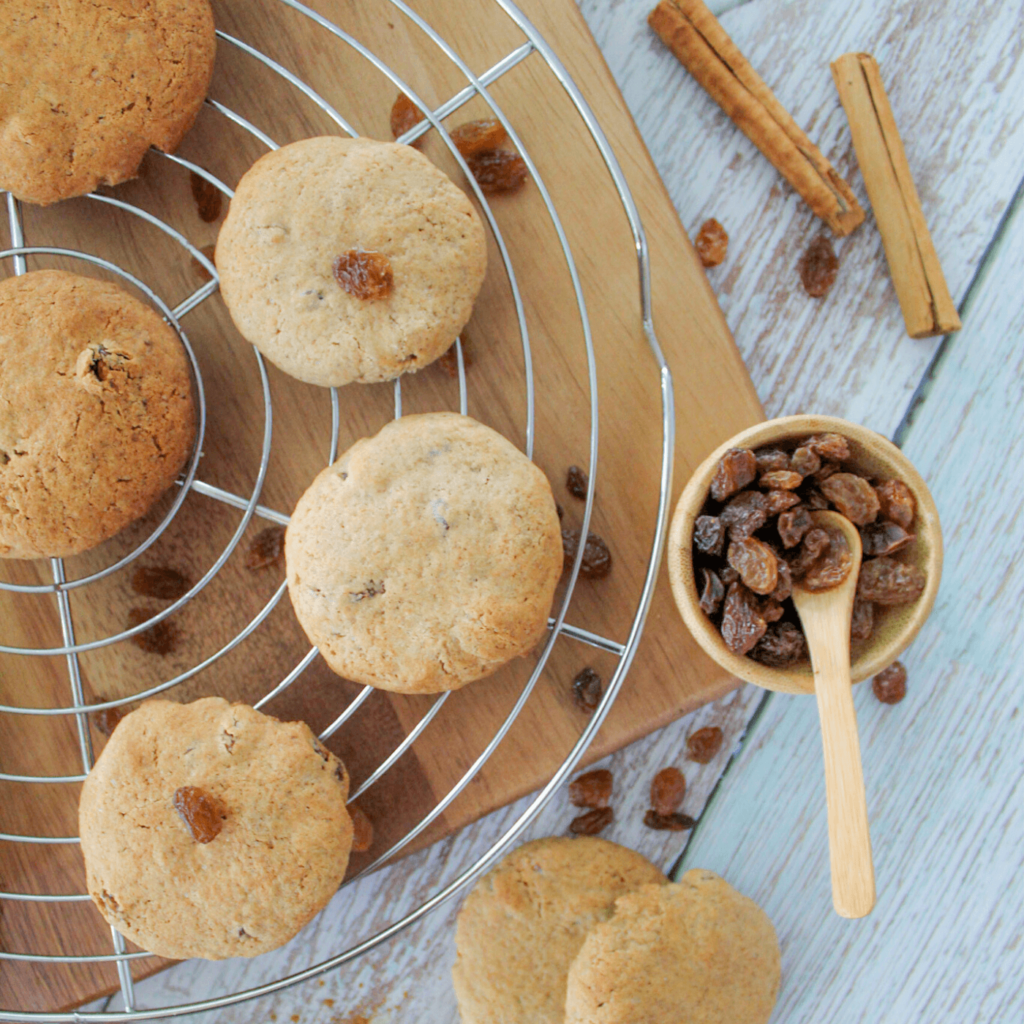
xmin=720 ymin=582 xmax=766 ymax=655
xmin=245 ymin=526 xmax=286 ymax=571
xmin=131 ymin=566 xmax=190 ymax=601
xmin=710 ymin=448 xmax=757 ymax=501
xmin=798 ymin=235 xmax=839 ymax=297
xmin=650 ymin=767 xmax=686 ymax=816
xmin=686 ymin=726 xmax=724 ymax=764
xmin=800 ymin=523 xmax=854 ymax=591
xmin=450 ymin=118 xmax=507 ymax=158
xmin=872 ymin=662 xmax=907 ymax=704
xmin=759 ymin=470 xmax=803 ymax=491
xmin=349 ymin=803 xmax=374 ymax=852
xmin=857 ymin=557 xmax=926 ymax=605
xmin=569 ymin=768 xmax=613 ymax=809
xmin=569 ymin=806 xmax=613 ymax=835
xmin=820 ymin=473 xmax=880 ymax=525
xmin=727 ymin=537 xmax=778 ymax=595
xmin=333 ymin=250 xmax=393 ymax=300
xmin=875 ymin=479 xmax=916 ymax=530
xmin=390 ymin=92 xmax=424 ymax=140
xmin=173 ymin=786 xmax=226 ymax=843
xmin=189 ymin=171 xmax=223 ymax=223
xmin=694 ymin=218 xmax=728 ymax=267
xmin=466 ymin=149 xmax=528 ymax=195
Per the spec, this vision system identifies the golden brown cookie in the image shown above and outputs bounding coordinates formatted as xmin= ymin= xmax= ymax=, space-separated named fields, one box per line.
xmin=0 ymin=0 xmax=216 ymax=205
xmin=285 ymin=412 xmax=562 ymax=694
xmin=216 ymin=136 xmax=487 ymax=387
xmin=564 ymin=870 xmax=781 ymax=1024
xmin=79 ymin=697 xmax=354 ymax=960
xmin=0 ymin=270 xmax=195 ymax=560
xmin=452 ymin=837 xmax=667 ymax=1024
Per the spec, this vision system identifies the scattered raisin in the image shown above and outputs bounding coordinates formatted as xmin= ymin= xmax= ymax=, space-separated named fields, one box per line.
xmin=694 ymin=515 xmax=726 ymax=557
xmin=572 ymin=667 xmax=602 ymax=712
xmin=750 ymin=622 xmax=807 ymax=667
xmin=694 ymin=218 xmax=728 ymax=267
xmin=190 ymin=243 xmax=216 ymax=282
xmin=778 ymin=506 xmax=813 ymax=549
xmin=390 ymin=92 xmax=424 ymax=139
xmin=437 ymin=337 xmax=473 ymax=378
xmin=333 ymin=250 xmax=393 ymax=300
xmin=450 ymin=118 xmax=507 ymax=157
xmin=570 ymin=806 xmax=613 ymax=835
xmin=799 ymin=234 xmax=839 ymax=297
xmin=698 ymin=568 xmax=725 ymax=616
xmin=759 ymin=470 xmax=803 ymax=490
xmin=566 ymin=465 xmax=588 ymax=500
xmin=801 ymin=524 xmax=853 ymax=591
xmin=872 ymin=662 xmax=908 ymax=704
xmin=126 ymin=608 xmax=179 ymax=655
xmin=650 ymin=767 xmax=686 ymax=816
xmin=720 ymin=490 xmax=768 ymax=540
xmin=787 ymin=527 xmax=830 ymax=578
xmin=710 ymin=448 xmax=757 ymax=501
xmin=755 ymin=449 xmax=790 ymax=474
xmin=173 ymin=786 xmax=226 ymax=843
xmin=189 ymin=171 xmax=223 ymax=223
xmin=875 ymin=479 xmax=916 ymax=530
xmin=857 ymin=557 xmax=926 ymax=605
xmin=245 ymin=526 xmax=286 ymax=571
xmin=805 ymin=433 xmax=850 ymax=462
xmin=466 ymin=149 xmax=528 ymax=195
xmin=687 ymin=726 xmax=724 ymax=763
xmin=131 ymin=566 xmax=190 ymax=601
xmin=727 ymin=537 xmax=778 ymax=595
xmin=765 ymin=489 xmax=802 ymax=515
xmin=790 ymin=446 xmax=822 ymax=478
xmin=861 ymin=520 xmax=915 ymax=557
xmin=349 ymin=803 xmax=373 ymax=852
xmin=562 ymin=528 xmax=612 ymax=579
xmin=643 ymin=810 xmax=696 ymax=831
xmin=569 ymin=769 xmax=613 ymax=809
xmin=820 ymin=473 xmax=880 ymax=525
xmin=850 ymin=598 xmax=874 ymax=641
xmin=91 ymin=700 xmax=124 ymax=737
xmin=720 ymin=582 xmax=767 ymax=655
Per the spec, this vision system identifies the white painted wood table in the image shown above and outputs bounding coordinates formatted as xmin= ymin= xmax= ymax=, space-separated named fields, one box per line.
xmin=84 ymin=0 xmax=1024 ymax=1020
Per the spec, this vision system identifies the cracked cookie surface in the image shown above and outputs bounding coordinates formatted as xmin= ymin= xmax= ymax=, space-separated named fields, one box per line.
xmin=0 ymin=0 xmax=216 ymax=205
xmin=79 ymin=696 xmax=354 ymax=960
xmin=0 ymin=270 xmax=195 ymax=560
xmin=216 ymin=136 xmax=487 ymax=387
xmin=285 ymin=412 xmax=562 ymax=693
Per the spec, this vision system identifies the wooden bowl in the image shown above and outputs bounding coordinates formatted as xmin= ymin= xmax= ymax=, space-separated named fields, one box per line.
xmin=667 ymin=415 xmax=943 ymax=695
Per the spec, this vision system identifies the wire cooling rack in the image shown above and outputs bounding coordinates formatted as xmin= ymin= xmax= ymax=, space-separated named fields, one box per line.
xmin=0 ymin=0 xmax=675 ymax=1018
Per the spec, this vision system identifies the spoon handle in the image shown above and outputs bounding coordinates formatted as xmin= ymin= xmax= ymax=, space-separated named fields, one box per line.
xmin=808 ymin=609 xmax=876 ymax=918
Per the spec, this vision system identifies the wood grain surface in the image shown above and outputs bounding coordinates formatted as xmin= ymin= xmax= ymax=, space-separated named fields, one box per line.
xmin=0 ymin=0 xmax=764 ymax=1012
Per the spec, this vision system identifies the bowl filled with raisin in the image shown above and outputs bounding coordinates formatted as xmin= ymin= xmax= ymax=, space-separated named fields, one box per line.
xmin=667 ymin=415 xmax=942 ymax=695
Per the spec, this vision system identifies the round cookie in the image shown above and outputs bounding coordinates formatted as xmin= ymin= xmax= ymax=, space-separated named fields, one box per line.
xmin=452 ymin=837 xmax=667 ymax=1024
xmin=285 ymin=412 xmax=562 ymax=693
xmin=0 ymin=0 xmax=216 ymax=205
xmin=564 ymin=870 xmax=781 ymax=1024
xmin=216 ymin=136 xmax=487 ymax=387
xmin=79 ymin=697 xmax=354 ymax=960
xmin=0 ymin=270 xmax=195 ymax=560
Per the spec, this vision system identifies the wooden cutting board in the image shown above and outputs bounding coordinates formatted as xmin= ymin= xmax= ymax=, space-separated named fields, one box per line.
xmin=0 ymin=0 xmax=762 ymax=1012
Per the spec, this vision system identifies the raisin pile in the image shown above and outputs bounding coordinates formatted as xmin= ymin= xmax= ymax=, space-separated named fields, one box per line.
xmin=691 ymin=433 xmax=926 ymax=667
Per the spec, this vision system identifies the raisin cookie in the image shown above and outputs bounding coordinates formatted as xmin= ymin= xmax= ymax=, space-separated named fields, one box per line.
xmin=452 ymin=837 xmax=667 ymax=1024
xmin=285 ymin=412 xmax=562 ymax=693
xmin=79 ymin=697 xmax=354 ymax=960
xmin=216 ymin=136 xmax=487 ymax=387
xmin=0 ymin=0 xmax=216 ymax=205
xmin=0 ymin=270 xmax=195 ymax=560
xmin=564 ymin=870 xmax=781 ymax=1024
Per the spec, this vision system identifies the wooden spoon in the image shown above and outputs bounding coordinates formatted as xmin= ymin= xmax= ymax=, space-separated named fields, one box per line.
xmin=790 ymin=510 xmax=876 ymax=919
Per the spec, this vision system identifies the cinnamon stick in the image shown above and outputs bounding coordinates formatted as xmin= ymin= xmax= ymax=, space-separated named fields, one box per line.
xmin=648 ymin=0 xmax=864 ymax=237
xmin=831 ymin=52 xmax=961 ymax=338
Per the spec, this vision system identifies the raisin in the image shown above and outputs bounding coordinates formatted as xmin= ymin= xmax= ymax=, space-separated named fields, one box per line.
xmin=766 ymin=489 xmax=802 ymax=515
xmin=569 ymin=768 xmax=613 ymax=809
xmin=778 ymin=507 xmax=813 ymax=549
xmin=812 ymin=461 xmax=841 ymax=483
xmin=698 ymin=568 xmax=725 ymax=616
xmin=245 ymin=526 xmax=286 ymax=571
xmin=566 ymin=465 xmax=588 ymax=500
xmin=771 ymin=558 xmax=793 ymax=602
xmin=572 ymin=667 xmax=602 ymax=712
xmin=127 ymin=608 xmax=179 ymax=655
xmin=349 ymin=803 xmax=373 ymax=852
xmin=750 ymin=622 xmax=807 ymax=667
xmin=694 ymin=515 xmax=727 ymax=557
xmin=801 ymin=524 xmax=854 ymax=591
xmin=759 ymin=597 xmax=784 ymax=623
xmin=556 ymin=502 xmax=565 ymax=520
xmin=437 ymin=337 xmax=473 ymax=378
xmin=710 ymin=448 xmax=757 ymax=501
xmin=799 ymin=235 xmax=839 ymax=297
xmin=650 ymin=767 xmax=686 ymax=815
xmin=875 ymin=479 xmax=916 ymax=530
xmin=801 ymin=486 xmax=831 ymax=510
xmin=850 ymin=598 xmax=874 ymax=641
xmin=190 ymin=243 xmax=216 ymax=282
xmin=820 ymin=473 xmax=880 ymax=525
xmin=173 ymin=786 xmax=226 ymax=843
xmin=562 ymin=528 xmax=612 ymax=579
xmin=720 ymin=582 xmax=767 ymax=655
xmin=694 ymin=217 xmax=728 ymax=267
xmin=755 ymin=448 xmax=790 ymax=474
xmin=91 ymin=700 xmax=124 ymax=737
xmin=131 ymin=566 xmax=190 ymax=601
xmin=861 ymin=520 xmax=915 ymax=557
xmin=643 ymin=809 xmax=696 ymax=831
xmin=390 ymin=92 xmax=424 ymax=139
xmin=466 ymin=149 xmax=528 ymax=195
xmin=788 ymin=527 xmax=830 ymax=578
xmin=857 ymin=557 xmax=926 ymax=605
xmin=727 ymin=537 xmax=778 ymax=595
xmin=790 ymin=446 xmax=821 ymax=477
xmin=450 ymin=118 xmax=507 ymax=157
xmin=720 ymin=566 xmax=739 ymax=585
xmin=806 ymin=433 xmax=850 ymax=462
xmin=720 ymin=491 xmax=769 ymax=540
xmin=687 ymin=726 xmax=724 ymax=763
xmin=189 ymin=171 xmax=223 ymax=223
xmin=570 ymin=806 xmax=613 ymax=835
xmin=872 ymin=661 xmax=908 ymax=704
xmin=333 ymin=250 xmax=393 ymax=300
xmin=759 ymin=470 xmax=803 ymax=490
